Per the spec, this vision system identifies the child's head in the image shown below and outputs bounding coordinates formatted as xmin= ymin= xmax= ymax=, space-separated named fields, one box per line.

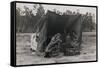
xmin=66 ymin=33 xmax=71 ymax=39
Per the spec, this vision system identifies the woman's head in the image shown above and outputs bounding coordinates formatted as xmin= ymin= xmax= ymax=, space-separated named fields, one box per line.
xmin=55 ymin=33 xmax=61 ymax=39
xmin=51 ymin=33 xmax=61 ymax=42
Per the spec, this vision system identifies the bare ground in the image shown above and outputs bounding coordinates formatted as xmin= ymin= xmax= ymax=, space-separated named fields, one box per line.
xmin=16 ymin=32 xmax=96 ymax=65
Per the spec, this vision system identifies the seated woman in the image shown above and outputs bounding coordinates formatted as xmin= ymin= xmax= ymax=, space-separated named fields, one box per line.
xmin=44 ymin=33 xmax=62 ymax=58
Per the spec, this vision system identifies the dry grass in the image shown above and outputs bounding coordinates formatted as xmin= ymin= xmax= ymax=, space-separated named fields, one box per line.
xmin=16 ymin=32 xmax=96 ymax=65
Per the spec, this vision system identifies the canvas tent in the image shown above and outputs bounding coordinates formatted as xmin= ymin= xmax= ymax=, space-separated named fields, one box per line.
xmin=34 ymin=10 xmax=86 ymax=56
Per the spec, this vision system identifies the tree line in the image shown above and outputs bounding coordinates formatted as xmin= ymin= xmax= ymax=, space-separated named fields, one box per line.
xmin=16 ymin=4 xmax=96 ymax=33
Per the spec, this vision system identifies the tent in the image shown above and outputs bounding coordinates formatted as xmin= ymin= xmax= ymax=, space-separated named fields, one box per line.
xmin=34 ymin=10 xmax=86 ymax=56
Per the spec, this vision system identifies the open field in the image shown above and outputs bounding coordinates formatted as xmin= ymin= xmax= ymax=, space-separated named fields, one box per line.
xmin=16 ymin=32 xmax=97 ymax=65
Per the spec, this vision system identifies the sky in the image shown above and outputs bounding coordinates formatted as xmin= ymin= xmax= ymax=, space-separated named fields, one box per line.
xmin=16 ymin=3 xmax=96 ymax=23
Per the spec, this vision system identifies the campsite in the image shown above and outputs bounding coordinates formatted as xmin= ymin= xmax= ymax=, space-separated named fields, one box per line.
xmin=16 ymin=3 xmax=97 ymax=65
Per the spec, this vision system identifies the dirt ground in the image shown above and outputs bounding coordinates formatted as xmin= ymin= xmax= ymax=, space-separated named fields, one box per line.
xmin=16 ymin=32 xmax=97 ymax=65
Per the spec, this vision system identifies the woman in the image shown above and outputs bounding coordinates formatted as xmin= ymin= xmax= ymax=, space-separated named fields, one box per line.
xmin=44 ymin=33 xmax=62 ymax=57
